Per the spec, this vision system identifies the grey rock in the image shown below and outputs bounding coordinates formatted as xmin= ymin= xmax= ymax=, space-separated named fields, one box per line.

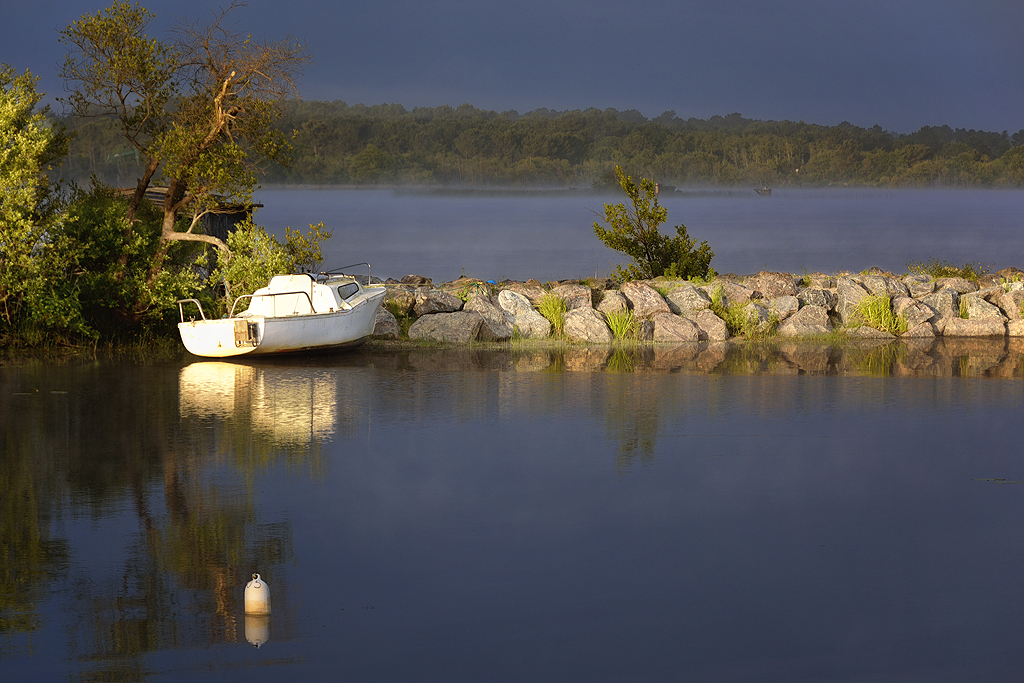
xmin=935 ymin=277 xmax=979 ymax=294
xmin=861 ymin=275 xmax=910 ymax=299
xmin=769 ymin=295 xmax=800 ymax=321
xmin=902 ymin=322 xmax=936 ymax=338
xmin=701 ymin=281 xmax=757 ymax=306
xmin=665 ymin=284 xmax=712 ymax=317
xmin=746 ymin=271 xmax=799 ymax=299
xmin=408 ymin=311 xmax=483 ymax=343
xmin=502 ymin=282 xmax=547 ymax=306
xmin=694 ymin=309 xmax=729 ymax=341
xmin=414 ymin=289 xmax=463 ymax=316
xmin=400 ymin=274 xmax=432 ymax=286
xmin=564 ymin=308 xmax=613 ymax=343
xmin=797 ymin=288 xmax=838 ymax=311
xmin=836 ymin=277 xmax=870 ymax=323
xmin=919 ymin=289 xmax=960 ymax=319
xmin=620 ymin=281 xmax=671 ymax=319
xmin=550 ymin=283 xmax=593 ymax=310
xmin=778 ymin=305 xmax=832 ymax=337
xmin=596 ymin=290 xmax=629 ymax=315
xmin=1008 ymin=320 xmax=1024 ymax=337
xmin=371 ymin=308 xmax=400 ymax=339
xmin=653 ymin=313 xmax=700 ymax=342
xmin=464 ymin=295 xmax=514 ymax=341
xmin=991 ymin=291 xmax=1021 ymax=320
xmin=963 ymin=295 xmax=1005 ymax=321
xmin=903 ymin=273 xmax=935 ymax=298
xmin=942 ymin=317 xmax=1005 ymax=337
xmin=893 ymin=296 xmax=937 ymax=328
xmin=497 ymin=290 xmax=552 ymax=339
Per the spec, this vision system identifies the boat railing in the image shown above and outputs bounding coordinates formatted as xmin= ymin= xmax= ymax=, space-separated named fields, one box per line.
xmin=229 ymin=290 xmax=316 ymax=318
xmin=316 ymin=262 xmax=373 ymax=285
xmin=176 ymin=299 xmax=207 ymax=322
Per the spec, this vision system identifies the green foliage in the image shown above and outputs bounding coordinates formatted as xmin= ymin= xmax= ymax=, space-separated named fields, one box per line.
xmin=906 ymin=258 xmax=990 ymax=282
xmin=537 ymin=292 xmax=567 ymax=336
xmin=0 ymin=65 xmax=70 ymax=331
xmin=211 ymin=219 xmax=332 ymax=299
xmin=57 ymin=99 xmax=1024 ymax=189
xmin=593 ymin=166 xmax=714 ymax=282
xmin=959 ymin=296 xmax=970 ymax=320
xmin=853 ymin=294 xmax=908 ymax=335
xmin=604 ymin=308 xmax=637 ymax=340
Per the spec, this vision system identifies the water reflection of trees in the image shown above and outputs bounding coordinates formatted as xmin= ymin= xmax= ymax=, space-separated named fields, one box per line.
xmin=0 ymin=359 xmax=327 ymax=679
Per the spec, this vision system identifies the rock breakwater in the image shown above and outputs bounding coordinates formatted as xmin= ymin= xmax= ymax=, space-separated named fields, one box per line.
xmin=371 ymin=268 xmax=1024 ymax=345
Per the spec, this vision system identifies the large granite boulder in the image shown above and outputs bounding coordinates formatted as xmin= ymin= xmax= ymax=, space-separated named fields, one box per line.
xmin=502 ymin=282 xmax=547 ymax=306
xmin=564 ymin=308 xmax=613 ymax=343
xmin=943 ymin=317 xmax=1006 ymax=337
xmin=903 ymin=274 xmax=935 ymax=298
xmin=701 ymin=281 xmax=757 ymax=306
xmin=746 ymin=271 xmax=798 ymax=299
xmin=653 ymin=313 xmax=700 ymax=342
xmin=550 ymin=284 xmax=593 ymax=310
xmin=919 ymin=289 xmax=959 ymax=320
xmin=861 ymin=275 xmax=910 ymax=299
xmin=893 ymin=296 xmax=937 ymax=329
xmin=464 ymin=295 xmax=514 ymax=341
xmin=497 ymin=290 xmax=551 ymax=339
xmin=836 ymin=277 xmax=870 ymax=323
xmin=620 ymin=282 xmax=671 ymax=319
xmin=797 ymin=288 xmax=838 ymax=310
xmin=413 ymin=289 xmax=463 ymax=316
xmin=694 ymin=309 xmax=729 ymax=341
xmin=408 ymin=311 xmax=483 ymax=343
xmin=596 ymin=290 xmax=629 ymax=315
xmin=777 ymin=305 xmax=832 ymax=337
xmin=372 ymin=308 xmax=400 ymax=339
xmin=769 ymin=295 xmax=800 ymax=321
xmin=963 ymin=295 xmax=1006 ymax=321
xmin=935 ymin=277 xmax=978 ymax=294
xmin=665 ymin=284 xmax=712 ymax=317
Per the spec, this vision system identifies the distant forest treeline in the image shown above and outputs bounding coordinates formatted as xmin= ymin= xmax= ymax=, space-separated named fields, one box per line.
xmin=58 ymin=102 xmax=1024 ymax=188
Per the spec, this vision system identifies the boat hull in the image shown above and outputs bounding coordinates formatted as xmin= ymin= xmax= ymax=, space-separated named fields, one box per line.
xmin=178 ymin=288 xmax=385 ymax=358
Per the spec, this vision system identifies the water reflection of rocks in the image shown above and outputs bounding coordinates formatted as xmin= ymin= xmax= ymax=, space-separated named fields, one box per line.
xmin=355 ymin=337 xmax=1024 ymax=378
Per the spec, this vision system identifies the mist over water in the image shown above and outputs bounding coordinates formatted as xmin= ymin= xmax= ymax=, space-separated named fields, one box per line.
xmin=252 ymin=187 xmax=1024 ymax=281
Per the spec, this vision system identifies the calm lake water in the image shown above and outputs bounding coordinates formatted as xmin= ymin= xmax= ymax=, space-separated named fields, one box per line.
xmin=3 ymin=339 xmax=1024 ymax=682
xmin=251 ymin=187 xmax=1024 ymax=282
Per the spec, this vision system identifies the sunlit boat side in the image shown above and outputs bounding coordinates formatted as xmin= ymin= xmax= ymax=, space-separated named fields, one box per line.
xmin=176 ymin=265 xmax=386 ymax=357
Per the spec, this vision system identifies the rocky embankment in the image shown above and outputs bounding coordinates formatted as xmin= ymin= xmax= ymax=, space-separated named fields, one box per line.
xmin=370 ymin=268 xmax=1024 ymax=344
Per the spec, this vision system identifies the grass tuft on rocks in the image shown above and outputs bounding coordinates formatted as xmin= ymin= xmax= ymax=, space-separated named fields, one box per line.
xmin=853 ymin=295 xmax=908 ymax=335
xmin=537 ymin=293 xmax=567 ymax=336
xmin=906 ymin=258 xmax=990 ymax=282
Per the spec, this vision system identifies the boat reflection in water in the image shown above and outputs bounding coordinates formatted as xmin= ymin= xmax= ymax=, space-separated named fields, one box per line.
xmin=178 ymin=361 xmax=340 ymax=448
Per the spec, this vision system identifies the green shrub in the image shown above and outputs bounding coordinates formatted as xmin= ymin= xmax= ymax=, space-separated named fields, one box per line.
xmin=593 ymin=166 xmax=714 ymax=282
xmin=708 ymin=285 xmax=778 ymax=339
xmin=906 ymin=258 xmax=989 ymax=282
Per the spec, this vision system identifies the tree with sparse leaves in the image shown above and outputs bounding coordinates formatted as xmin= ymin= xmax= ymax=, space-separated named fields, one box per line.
xmin=593 ymin=166 xmax=714 ymax=282
xmin=59 ymin=1 xmax=310 ymax=320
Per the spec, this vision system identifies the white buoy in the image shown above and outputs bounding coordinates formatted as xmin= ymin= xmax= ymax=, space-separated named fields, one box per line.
xmin=244 ymin=573 xmax=271 ymax=615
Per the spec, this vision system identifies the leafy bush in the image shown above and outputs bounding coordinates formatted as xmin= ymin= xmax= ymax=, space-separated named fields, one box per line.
xmin=708 ymin=285 xmax=778 ymax=339
xmin=593 ymin=166 xmax=714 ymax=282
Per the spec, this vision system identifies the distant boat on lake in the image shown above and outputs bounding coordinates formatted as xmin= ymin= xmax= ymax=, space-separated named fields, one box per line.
xmin=754 ymin=187 xmax=772 ymax=196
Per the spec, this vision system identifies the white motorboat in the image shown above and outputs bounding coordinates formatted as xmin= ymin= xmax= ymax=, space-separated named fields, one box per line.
xmin=176 ymin=267 xmax=387 ymax=357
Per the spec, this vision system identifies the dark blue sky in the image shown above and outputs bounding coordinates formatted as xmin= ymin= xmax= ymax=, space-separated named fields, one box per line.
xmin=5 ymin=0 xmax=1023 ymax=134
